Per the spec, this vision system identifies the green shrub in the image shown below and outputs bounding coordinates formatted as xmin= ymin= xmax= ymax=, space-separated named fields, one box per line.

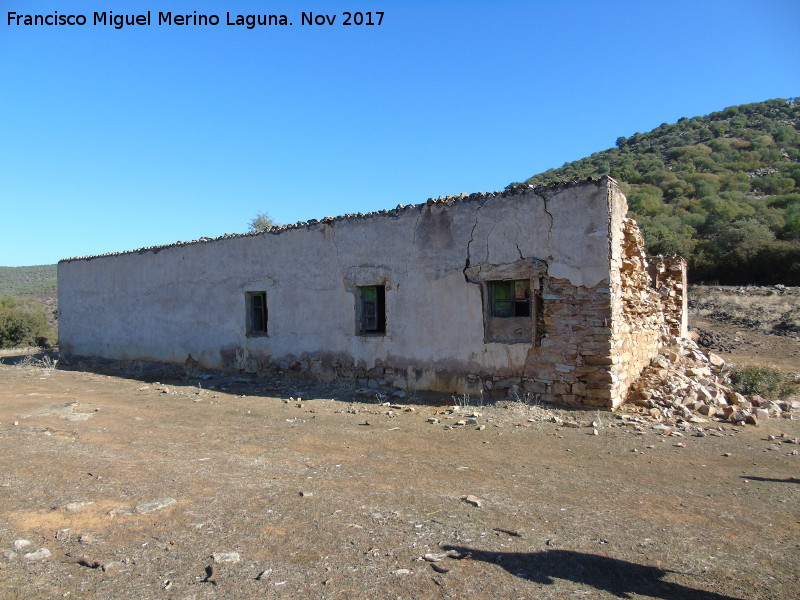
xmin=0 ymin=296 xmax=55 ymax=349
xmin=727 ymin=365 xmax=798 ymax=400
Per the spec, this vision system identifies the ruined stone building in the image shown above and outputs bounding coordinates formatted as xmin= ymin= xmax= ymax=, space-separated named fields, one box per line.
xmin=58 ymin=177 xmax=687 ymax=408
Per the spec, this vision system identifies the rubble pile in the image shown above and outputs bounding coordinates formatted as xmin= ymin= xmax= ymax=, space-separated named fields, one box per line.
xmin=691 ymin=327 xmax=737 ymax=352
xmin=627 ymin=338 xmax=796 ymax=426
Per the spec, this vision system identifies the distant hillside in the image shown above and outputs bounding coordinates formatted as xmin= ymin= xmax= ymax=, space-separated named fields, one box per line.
xmin=0 ymin=265 xmax=58 ymax=329
xmin=513 ymin=98 xmax=800 ymax=285
xmin=0 ymin=265 xmax=57 ymax=296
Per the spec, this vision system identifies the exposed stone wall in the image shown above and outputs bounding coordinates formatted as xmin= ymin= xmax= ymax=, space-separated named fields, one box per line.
xmin=607 ymin=216 xmax=689 ymax=408
xmin=520 ymin=278 xmax=614 ymax=407
xmin=649 ymin=255 xmax=689 ymax=338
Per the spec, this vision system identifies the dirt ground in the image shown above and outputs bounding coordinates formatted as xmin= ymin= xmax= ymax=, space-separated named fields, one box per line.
xmin=0 ymin=358 xmax=797 ymax=600
xmin=0 ymin=285 xmax=798 ymax=600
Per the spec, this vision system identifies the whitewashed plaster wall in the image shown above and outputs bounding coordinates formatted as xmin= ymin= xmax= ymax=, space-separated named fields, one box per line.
xmin=59 ymin=178 xmax=623 ymax=394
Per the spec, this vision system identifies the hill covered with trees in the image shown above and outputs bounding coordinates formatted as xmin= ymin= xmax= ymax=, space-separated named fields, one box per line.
xmin=0 ymin=265 xmax=57 ymax=296
xmin=0 ymin=266 xmax=58 ymax=346
xmin=514 ymin=98 xmax=800 ymax=284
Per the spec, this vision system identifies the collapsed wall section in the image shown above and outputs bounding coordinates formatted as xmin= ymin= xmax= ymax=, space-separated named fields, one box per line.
xmin=513 ymin=180 xmax=685 ymax=409
xmin=607 ymin=208 xmax=688 ymax=408
xmin=649 ymin=255 xmax=689 ymax=339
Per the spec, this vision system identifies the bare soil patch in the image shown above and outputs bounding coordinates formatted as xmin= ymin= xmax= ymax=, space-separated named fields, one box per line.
xmin=690 ymin=285 xmax=800 ymax=373
xmin=1 ymin=350 xmax=798 ymax=600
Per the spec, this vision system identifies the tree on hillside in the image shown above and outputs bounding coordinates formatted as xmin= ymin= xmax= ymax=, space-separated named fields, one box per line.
xmin=513 ymin=97 xmax=800 ymax=284
xmin=0 ymin=296 xmax=54 ymax=348
xmin=248 ymin=211 xmax=277 ymax=232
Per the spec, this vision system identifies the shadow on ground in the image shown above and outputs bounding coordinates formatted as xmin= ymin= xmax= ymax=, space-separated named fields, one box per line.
xmin=741 ymin=475 xmax=800 ymax=484
xmin=441 ymin=546 xmax=744 ymax=600
xmin=0 ymin=350 xmax=457 ymax=406
xmin=0 ymin=349 xmax=59 ymax=366
xmin=1 ymin=350 xmax=599 ymax=412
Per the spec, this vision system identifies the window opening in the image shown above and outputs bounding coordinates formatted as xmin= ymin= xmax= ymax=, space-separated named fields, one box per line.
xmin=489 ymin=280 xmax=531 ymax=318
xmin=359 ymin=285 xmax=386 ymax=334
xmin=246 ymin=291 xmax=267 ymax=334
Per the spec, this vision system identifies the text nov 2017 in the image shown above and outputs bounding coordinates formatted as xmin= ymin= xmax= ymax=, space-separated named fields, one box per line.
xmin=301 ymin=12 xmax=384 ymax=26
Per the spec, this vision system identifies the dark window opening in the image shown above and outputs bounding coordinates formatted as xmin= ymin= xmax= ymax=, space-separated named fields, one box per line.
xmin=246 ymin=291 xmax=268 ymax=334
xmin=359 ymin=285 xmax=386 ymax=334
xmin=489 ymin=280 xmax=531 ymax=318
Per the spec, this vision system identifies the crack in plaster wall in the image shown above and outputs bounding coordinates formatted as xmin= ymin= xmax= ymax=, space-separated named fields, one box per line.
xmin=539 ymin=191 xmax=555 ymax=265
xmin=463 ymin=200 xmax=485 ymax=282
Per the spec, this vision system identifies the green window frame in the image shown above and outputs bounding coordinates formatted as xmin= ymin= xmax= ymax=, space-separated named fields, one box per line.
xmin=359 ymin=285 xmax=386 ymax=334
xmin=488 ymin=280 xmax=531 ymax=318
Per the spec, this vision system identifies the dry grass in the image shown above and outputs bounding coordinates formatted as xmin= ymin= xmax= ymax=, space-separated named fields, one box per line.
xmin=691 ymin=285 xmax=800 ymax=337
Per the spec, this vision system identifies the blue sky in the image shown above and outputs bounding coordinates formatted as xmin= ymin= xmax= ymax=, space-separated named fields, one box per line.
xmin=1 ymin=0 xmax=798 ymax=266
